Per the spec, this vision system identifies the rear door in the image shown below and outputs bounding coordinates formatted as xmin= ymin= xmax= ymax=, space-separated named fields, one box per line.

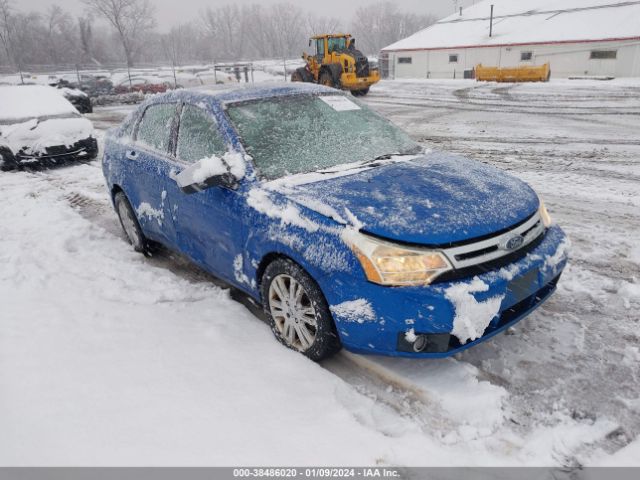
xmin=167 ymin=103 xmax=247 ymax=284
xmin=124 ymin=102 xmax=179 ymax=245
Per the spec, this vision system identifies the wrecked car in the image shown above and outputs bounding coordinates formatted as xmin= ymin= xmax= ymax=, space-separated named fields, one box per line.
xmin=0 ymin=85 xmax=97 ymax=169
xmin=102 ymin=83 xmax=568 ymax=360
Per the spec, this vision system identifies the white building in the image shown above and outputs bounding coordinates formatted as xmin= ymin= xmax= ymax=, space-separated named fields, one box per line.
xmin=381 ymin=0 xmax=640 ymax=79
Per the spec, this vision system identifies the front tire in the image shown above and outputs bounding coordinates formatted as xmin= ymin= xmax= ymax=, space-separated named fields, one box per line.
xmin=319 ymin=71 xmax=336 ymax=89
xmin=262 ymin=258 xmax=341 ymax=361
xmin=114 ymin=191 xmax=150 ymax=254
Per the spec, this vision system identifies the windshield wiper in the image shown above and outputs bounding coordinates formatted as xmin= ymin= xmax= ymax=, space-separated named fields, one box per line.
xmin=317 ymin=149 xmax=423 ymax=175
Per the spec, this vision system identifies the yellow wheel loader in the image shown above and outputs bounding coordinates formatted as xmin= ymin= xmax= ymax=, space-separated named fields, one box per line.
xmin=291 ymin=34 xmax=380 ymax=96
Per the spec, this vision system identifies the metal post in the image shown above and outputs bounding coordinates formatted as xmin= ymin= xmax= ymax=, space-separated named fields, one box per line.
xmin=213 ymin=60 xmax=217 ymax=84
xmin=489 ymin=5 xmax=494 ymax=37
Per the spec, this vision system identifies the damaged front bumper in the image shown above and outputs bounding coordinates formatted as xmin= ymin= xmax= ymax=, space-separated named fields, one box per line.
xmin=321 ymin=225 xmax=569 ymax=358
xmin=13 ymin=136 xmax=98 ymax=168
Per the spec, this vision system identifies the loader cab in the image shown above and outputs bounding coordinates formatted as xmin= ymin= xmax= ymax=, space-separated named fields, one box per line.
xmin=311 ymin=34 xmax=352 ymax=60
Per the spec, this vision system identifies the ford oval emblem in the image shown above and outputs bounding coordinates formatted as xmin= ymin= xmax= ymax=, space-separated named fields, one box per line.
xmin=505 ymin=235 xmax=525 ymax=251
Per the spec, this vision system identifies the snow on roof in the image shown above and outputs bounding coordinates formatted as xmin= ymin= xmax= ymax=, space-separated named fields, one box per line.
xmin=383 ymin=0 xmax=640 ymax=51
xmin=0 ymin=85 xmax=77 ymax=121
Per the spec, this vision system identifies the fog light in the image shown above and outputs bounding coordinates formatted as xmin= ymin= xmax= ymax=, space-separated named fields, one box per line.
xmin=413 ymin=335 xmax=428 ymax=352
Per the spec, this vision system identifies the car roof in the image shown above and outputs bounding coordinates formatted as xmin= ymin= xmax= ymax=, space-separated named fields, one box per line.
xmin=181 ymin=82 xmax=339 ymax=105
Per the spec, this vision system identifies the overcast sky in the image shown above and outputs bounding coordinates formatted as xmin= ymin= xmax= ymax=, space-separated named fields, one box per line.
xmin=18 ymin=0 xmax=477 ymax=31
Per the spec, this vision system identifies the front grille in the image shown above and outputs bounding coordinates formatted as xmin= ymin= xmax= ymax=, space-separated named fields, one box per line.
xmin=435 ymin=232 xmax=546 ymax=283
xmin=434 ymin=212 xmax=546 ymax=284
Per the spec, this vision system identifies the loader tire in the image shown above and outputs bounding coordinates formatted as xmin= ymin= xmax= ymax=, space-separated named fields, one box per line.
xmin=351 ymin=88 xmax=370 ymax=97
xmin=319 ymin=71 xmax=335 ymax=89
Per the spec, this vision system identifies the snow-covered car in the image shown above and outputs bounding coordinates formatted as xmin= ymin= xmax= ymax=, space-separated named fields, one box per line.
xmin=113 ymin=77 xmax=168 ymax=94
xmin=0 ymin=85 xmax=97 ymax=169
xmin=102 ymin=84 xmax=569 ymax=361
xmin=58 ymin=86 xmax=93 ymax=114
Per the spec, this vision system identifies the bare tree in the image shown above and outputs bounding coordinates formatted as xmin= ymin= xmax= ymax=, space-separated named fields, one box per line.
xmin=0 ymin=0 xmax=16 ymax=70
xmin=351 ymin=1 xmax=436 ymax=55
xmin=202 ymin=4 xmax=245 ymax=61
xmin=306 ymin=15 xmax=342 ymax=37
xmin=82 ymin=0 xmax=156 ymax=84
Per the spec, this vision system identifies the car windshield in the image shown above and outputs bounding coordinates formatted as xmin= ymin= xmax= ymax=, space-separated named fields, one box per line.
xmin=226 ymin=94 xmax=421 ymax=180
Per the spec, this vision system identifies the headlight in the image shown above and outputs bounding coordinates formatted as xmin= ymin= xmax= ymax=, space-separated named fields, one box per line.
xmin=538 ymin=197 xmax=552 ymax=228
xmin=344 ymin=231 xmax=452 ymax=286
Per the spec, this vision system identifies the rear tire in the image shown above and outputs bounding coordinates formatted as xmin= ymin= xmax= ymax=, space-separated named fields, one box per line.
xmin=114 ymin=191 xmax=151 ymax=255
xmin=262 ymin=258 xmax=341 ymax=361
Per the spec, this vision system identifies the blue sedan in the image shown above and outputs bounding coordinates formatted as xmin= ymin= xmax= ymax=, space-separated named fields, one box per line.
xmin=102 ymin=83 xmax=568 ymax=360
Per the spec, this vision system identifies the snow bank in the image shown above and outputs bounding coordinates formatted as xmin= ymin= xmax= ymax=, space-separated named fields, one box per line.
xmin=330 ymin=299 xmax=376 ymax=323
xmin=445 ymin=277 xmax=505 ymax=345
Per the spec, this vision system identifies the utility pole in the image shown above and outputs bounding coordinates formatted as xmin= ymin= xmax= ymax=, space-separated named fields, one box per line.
xmin=489 ymin=4 xmax=494 ymax=37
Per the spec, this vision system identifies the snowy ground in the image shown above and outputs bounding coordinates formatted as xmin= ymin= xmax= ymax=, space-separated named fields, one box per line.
xmin=1 ymin=79 xmax=639 ymax=466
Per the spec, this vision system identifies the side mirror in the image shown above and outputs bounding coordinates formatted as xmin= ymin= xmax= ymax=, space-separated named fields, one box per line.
xmin=173 ymin=157 xmax=237 ymax=194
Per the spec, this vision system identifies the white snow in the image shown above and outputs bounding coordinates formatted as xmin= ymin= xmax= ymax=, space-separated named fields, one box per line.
xmin=233 ymin=254 xmax=254 ymax=288
xmin=444 ymin=277 xmax=505 ymax=345
xmin=136 ymin=202 xmax=164 ymax=226
xmin=404 ymin=328 xmax=417 ymax=343
xmin=191 ymin=155 xmax=227 ymax=183
xmin=330 ymin=299 xmax=376 ymax=323
xmin=247 ymin=188 xmax=319 ymax=232
xmin=383 ymin=0 xmax=640 ymax=51
xmin=0 ymin=85 xmax=78 ymax=120
xmin=224 ymin=150 xmax=247 ymax=180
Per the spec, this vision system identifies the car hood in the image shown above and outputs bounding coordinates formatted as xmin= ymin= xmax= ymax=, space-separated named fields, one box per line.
xmin=279 ymin=151 xmax=540 ymax=246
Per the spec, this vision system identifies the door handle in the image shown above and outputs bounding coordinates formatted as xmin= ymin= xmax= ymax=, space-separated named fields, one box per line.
xmin=126 ymin=150 xmax=138 ymax=160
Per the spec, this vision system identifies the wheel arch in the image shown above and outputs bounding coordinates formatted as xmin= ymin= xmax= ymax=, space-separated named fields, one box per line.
xmin=256 ymin=252 xmax=299 ymax=294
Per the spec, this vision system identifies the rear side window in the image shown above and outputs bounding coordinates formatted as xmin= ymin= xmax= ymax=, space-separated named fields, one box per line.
xmin=135 ymin=103 xmax=177 ymax=153
xmin=176 ymin=104 xmax=226 ymax=163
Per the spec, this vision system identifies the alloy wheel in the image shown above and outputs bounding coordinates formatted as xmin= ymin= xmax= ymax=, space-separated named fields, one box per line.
xmin=268 ymin=274 xmax=318 ymax=351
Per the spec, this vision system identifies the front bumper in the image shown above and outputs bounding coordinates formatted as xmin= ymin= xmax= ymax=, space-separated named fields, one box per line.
xmin=15 ymin=137 xmax=98 ymax=167
xmin=321 ymin=225 xmax=569 ymax=358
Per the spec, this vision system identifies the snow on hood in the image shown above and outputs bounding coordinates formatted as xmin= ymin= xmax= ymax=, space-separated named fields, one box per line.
xmin=270 ymin=152 xmax=539 ymax=246
xmin=0 ymin=85 xmax=78 ymax=121
xmin=0 ymin=117 xmax=94 ymax=155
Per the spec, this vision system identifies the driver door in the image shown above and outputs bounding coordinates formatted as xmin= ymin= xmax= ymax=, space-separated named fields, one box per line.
xmin=168 ymin=103 xmax=246 ymax=283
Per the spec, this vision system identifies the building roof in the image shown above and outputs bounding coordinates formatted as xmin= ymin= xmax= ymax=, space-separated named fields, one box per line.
xmin=382 ymin=0 xmax=640 ymax=52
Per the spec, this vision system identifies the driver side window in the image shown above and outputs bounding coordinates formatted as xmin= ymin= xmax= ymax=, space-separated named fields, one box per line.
xmin=176 ymin=104 xmax=226 ymax=164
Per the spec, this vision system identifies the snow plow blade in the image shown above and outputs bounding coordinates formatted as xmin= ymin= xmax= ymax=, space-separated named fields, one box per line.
xmin=475 ymin=63 xmax=551 ymax=82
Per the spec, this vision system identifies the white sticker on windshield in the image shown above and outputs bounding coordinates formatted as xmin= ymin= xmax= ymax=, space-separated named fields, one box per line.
xmin=320 ymin=96 xmax=361 ymax=111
